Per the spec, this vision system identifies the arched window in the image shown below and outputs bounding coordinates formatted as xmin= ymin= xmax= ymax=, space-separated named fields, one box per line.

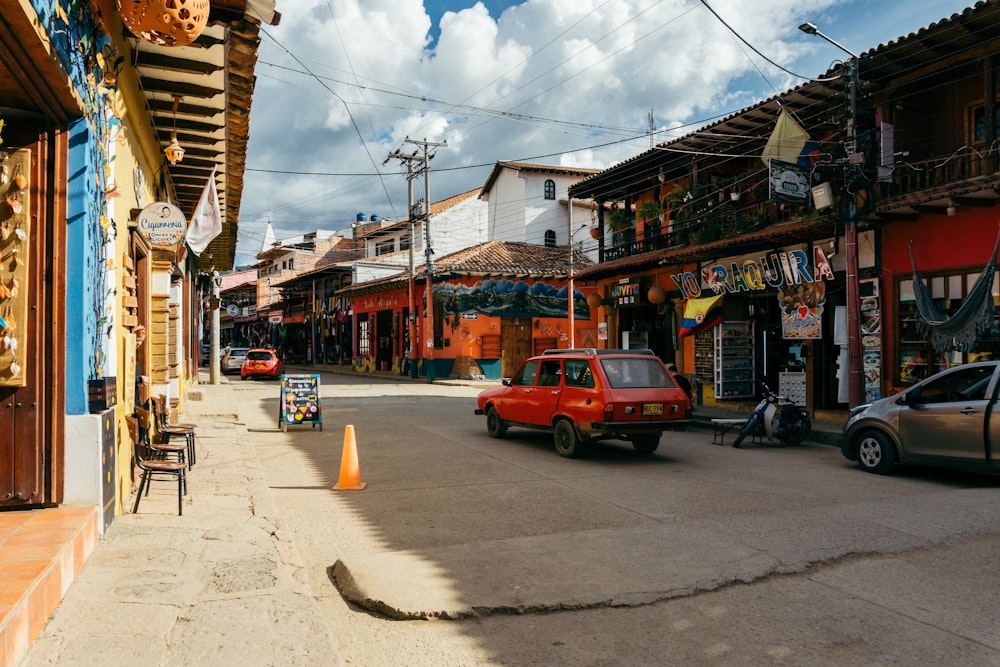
xmin=544 ymin=179 xmax=556 ymax=200
xmin=544 ymin=230 xmax=556 ymax=247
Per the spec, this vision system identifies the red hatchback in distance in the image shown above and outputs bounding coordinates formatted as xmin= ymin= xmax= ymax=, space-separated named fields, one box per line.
xmin=475 ymin=348 xmax=692 ymax=457
xmin=241 ymin=348 xmax=285 ymax=380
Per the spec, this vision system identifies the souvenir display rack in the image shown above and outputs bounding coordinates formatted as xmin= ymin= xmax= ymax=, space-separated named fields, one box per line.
xmin=0 ymin=149 xmax=30 ymax=388
xmin=714 ymin=320 xmax=755 ymax=399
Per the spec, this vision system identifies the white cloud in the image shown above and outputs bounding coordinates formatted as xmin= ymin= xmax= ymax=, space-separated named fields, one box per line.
xmin=236 ymin=0 xmax=974 ymax=264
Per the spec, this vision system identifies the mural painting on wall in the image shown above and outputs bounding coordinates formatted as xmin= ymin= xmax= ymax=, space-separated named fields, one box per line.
xmin=434 ymin=279 xmax=590 ymax=319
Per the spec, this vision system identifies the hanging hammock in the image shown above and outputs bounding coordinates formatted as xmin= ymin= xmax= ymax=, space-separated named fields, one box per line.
xmin=908 ymin=227 xmax=1000 ymax=353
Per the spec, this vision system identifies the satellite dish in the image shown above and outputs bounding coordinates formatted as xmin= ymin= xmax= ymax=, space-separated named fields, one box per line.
xmin=226 ymin=304 xmax=239 ymax=316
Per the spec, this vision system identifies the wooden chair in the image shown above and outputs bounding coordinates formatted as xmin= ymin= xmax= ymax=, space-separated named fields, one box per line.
xmin=151 ymin=395 xmax=197 ymax=467
xmin=127 ymin=414 xmax=187 ymax=516
xmin=136 ymin=404 xmax=189 ymax=469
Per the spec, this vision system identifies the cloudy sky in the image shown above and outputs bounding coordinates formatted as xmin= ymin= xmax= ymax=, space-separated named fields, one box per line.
xmin=235 ymin=0 xmax=976 ymax=265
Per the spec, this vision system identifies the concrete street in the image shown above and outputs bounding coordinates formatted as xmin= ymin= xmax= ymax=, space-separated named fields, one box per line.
xmin=23 ymin=370 xmax=1000 ymax=666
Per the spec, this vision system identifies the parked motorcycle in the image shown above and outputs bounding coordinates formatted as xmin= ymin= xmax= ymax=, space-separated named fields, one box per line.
xmin=732 ymin=383 xmax=811 ymax=448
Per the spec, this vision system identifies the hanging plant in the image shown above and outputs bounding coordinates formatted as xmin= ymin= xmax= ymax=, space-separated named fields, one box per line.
xmin=608 ymin=207 xmax=631 ymax=232
xmin=637 ymin=200 xmax=661 ymax=225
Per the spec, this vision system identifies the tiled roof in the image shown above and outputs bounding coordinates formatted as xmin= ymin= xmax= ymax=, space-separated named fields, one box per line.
xmin=433 ymin=240 xmax=592 ymax=276
xmin=338 ymin=241 xmax=593 ymax=297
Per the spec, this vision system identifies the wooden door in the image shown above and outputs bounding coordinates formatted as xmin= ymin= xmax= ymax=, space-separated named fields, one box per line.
xmin=500 ymin=317 xmax=532 ymax=378
xmin=0 ymin=124 xmax=65 ymax=507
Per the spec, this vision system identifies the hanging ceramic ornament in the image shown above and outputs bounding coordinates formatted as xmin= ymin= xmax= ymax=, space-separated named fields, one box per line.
xmin=116 ymin=0 xmax=210 ymax=47
xmin=647 ymin=285 xmax=667 ymax=304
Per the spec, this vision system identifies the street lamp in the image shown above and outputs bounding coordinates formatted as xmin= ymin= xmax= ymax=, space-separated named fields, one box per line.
xmin=799 ymin=21 xmax=865 ymax=409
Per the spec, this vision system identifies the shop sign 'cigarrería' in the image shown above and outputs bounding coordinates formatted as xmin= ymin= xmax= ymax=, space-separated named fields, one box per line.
xmin=137 ymin=202 xmax=186 ymax=247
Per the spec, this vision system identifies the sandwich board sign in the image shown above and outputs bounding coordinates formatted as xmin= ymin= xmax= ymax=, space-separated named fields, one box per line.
xmin=279 ymin=374 xmax=323 ymax=431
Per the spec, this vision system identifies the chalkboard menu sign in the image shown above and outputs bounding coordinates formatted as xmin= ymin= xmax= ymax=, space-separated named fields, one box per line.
xmin=279 ymin=374 xmax=323 ymax=431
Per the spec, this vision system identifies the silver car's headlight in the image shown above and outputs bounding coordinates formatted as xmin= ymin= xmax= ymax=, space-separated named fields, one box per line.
xmin=848 ymin=403 xmax=871 ymax=420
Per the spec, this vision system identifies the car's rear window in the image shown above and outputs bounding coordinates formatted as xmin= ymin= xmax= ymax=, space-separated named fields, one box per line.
xmin=229 ymin=348 xmax=249 ymax=357
xmin=600 ymin=358 xmax=675 ymax=389
xmin=246 ymin=351 xmax=274 ymax=361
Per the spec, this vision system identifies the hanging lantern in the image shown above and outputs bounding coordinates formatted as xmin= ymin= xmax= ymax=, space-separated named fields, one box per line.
xmin=163 ymin=96 xmax=184 ymax=164
xmin=164 ymin=133 xmax=185 ymax=164
xmin=647 ymin=284 xmax=667 ymax=304
xmin=586 ymin=293 xmax=603 ymax=309
xmin=117 ymin=0 xmax=210 ymax=47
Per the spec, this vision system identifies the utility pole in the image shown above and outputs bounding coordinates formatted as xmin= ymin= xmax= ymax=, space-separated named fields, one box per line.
xmin=209 ymin=269 xmax=221 ymax=384
xmin=568 ymin=197 xmax=575 ymax=348
xmin=799 ymin=22 xmax=865 ymax=408
xmin=389 ymin=137 xmax=446 ymax=382
xmin=384 ymin=149 xmax=421 ymax=379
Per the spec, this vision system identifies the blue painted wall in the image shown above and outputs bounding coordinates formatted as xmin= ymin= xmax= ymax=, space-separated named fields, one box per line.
xmin=64 ymin=118 xmax=100 ymax=415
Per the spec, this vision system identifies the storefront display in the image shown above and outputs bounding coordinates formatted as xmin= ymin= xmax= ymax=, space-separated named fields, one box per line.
xmin=896 ymin=271 xmax=998 ymax=386
xmin=715 ymin=321 xmax=755 ymax=399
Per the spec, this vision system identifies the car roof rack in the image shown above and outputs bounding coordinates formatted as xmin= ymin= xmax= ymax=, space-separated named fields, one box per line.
xmin=541 ymin=348 xmax=655 ymax=356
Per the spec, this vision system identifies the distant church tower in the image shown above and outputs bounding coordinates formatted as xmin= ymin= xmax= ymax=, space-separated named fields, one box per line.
xmin=261 ymin=219 xmax=277 ymax=253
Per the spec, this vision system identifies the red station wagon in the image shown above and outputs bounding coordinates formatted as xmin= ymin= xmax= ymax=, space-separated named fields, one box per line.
xmin=475 ymin=349 xmax=692 ymax=457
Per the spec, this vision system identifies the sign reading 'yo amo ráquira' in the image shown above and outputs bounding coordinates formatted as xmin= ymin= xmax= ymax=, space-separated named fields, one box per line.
xmin=671 ymin=246 xmax=834 ymax=299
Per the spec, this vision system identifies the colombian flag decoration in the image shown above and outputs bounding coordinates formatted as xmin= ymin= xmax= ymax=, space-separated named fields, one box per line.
xmin=678 ymin=294 xmax=724 ymax=338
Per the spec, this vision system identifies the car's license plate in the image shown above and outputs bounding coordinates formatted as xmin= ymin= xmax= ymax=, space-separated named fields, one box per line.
xmin=642 ymin=403 xmax=663 ymax=416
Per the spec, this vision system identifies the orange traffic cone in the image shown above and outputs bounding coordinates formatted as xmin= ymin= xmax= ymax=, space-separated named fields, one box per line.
xmin=332 ymin=424 xmax=367 ymax=490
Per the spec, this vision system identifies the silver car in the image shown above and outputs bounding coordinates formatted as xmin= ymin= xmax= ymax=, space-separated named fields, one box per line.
xmin=842 ymin=360 xmax=1000 ymax=474
xmin=221 ymin=347 xmax=249 ymax=374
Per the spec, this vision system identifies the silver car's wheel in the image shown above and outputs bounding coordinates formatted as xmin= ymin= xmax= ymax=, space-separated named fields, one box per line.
xmin=553 ymin=419 xmax=583 ymax=458
xmin=857 ymin=430 xmax=896 ymax=474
